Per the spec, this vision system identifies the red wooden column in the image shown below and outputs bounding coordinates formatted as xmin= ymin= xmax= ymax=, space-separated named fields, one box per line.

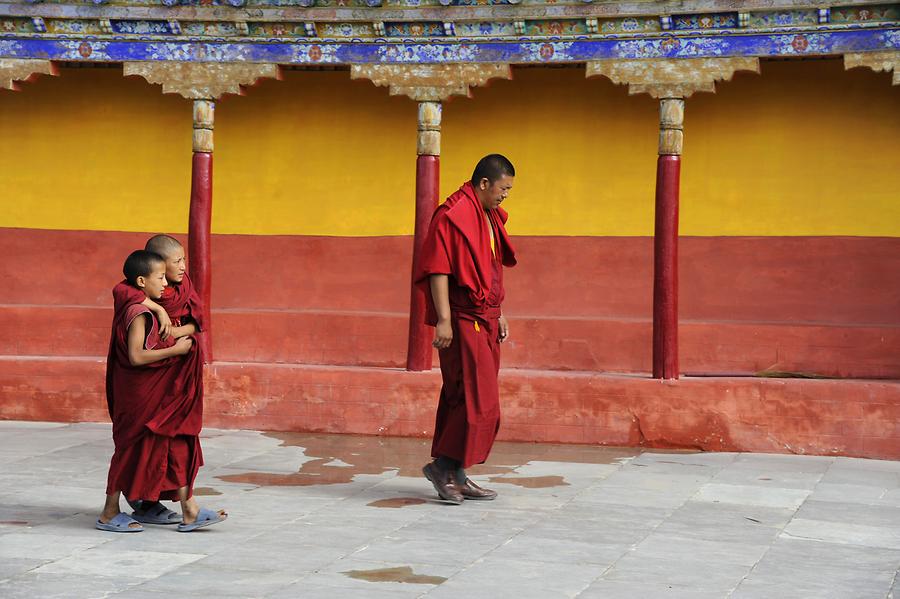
xmin=407 ymin=101 xmax=442 ymax=371
xmin=652 ymin=97 xmax=684 ymax=379
xmin=190 ymin=99 xmax=214 ymax=363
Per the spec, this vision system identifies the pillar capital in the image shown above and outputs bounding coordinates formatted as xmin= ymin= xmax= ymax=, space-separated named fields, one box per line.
xmin=586 ymin=57 xmax=759 ymax=99
xmin=844 ymin=50 xmax=900 ymax=85
xmin=123 ymin=62 xmax=281 ymax=100
xmin=417 ymin=101 xmax=442 ymax=157
xmin=350 ymin=63 xmax=511 ymax=102
xmin=0 ymin=59 xmax=57 ymax=91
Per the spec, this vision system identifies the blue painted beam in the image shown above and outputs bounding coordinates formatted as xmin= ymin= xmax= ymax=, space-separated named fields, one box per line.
xmin=0 ymin=27 xmax=897 ymax=63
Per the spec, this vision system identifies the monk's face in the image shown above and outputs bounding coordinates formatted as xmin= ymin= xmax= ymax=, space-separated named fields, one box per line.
xmin=477 ymin=174 xmax=514 ymax=211
xmin=139 ymin=262 xmax=168 ymax=300
xmin=161 ymin=245 xmax=187 ymax=285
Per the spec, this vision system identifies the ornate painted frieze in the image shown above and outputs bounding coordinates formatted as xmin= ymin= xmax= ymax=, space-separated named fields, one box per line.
xmin=185 ymin=20 xmax=242 ymax=35
xmin=599 ymin=17 xmax=659 ymax=34
xmin=832 ymin=4 xmax=900 ymax=23
xmin=318 ymin=22 xmax=375 ymax=37
xmin=1 ymin=27 xmax=897 ymax=64
xmin=454 ymin=20 xmax=515 ymax=36
xmin=0 ymin=2 xmax=898 ymax=66
xmin=748 ymin=10 xmax=818 ymax=28
xmin=524 ymin=19 xmax=587 ymax=36
xmin=672 ymin=13 xmax=738 ymax=31
xmin=385 ymin=21 xmax=445 ymax=36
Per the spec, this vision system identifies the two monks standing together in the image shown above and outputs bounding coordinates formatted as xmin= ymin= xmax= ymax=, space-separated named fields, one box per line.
xmin=97 ymin=235 xmax=226 ymax=533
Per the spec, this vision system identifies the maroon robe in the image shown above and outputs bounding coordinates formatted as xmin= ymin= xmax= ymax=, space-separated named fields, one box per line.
xmin=415 ymin=181 xmax=517 ymax=468
xmin=105 ymin=286 xmax=204 ymax=501
xmin=112 ymin=272 xmax=207 ymax=360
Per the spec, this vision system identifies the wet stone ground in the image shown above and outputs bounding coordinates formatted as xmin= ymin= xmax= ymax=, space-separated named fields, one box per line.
xmin=0 ymin=421 xmax=899 ymax=598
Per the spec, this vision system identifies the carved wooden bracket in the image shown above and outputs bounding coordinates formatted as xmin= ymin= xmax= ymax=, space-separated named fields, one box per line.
xmin=844 ymin=51 xmax=900 ymax=85
xmin=586 ymin=57 xmax=760 ymax=99
xmin=123 ymin=62 xmax=282 ymax=99
xmin=0 ymin=59 xmax=58 ymax=91
xmin=350 ymin=63 xmax=511 ymax=102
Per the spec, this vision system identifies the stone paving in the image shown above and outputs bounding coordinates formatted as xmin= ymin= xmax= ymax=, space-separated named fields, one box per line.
xmin=0 ymin=420 xmax=898 ymax=598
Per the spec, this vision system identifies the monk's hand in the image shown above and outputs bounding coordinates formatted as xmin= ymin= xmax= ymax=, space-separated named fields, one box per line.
xmin=498 ymin=315 xmax=510 ymax=343
xmin=434 ymin=318 xmax=453 ymax=349
xmin=174 ymin=336 xmax=193 ymax=355
xmin=155 ymin=308 xmax=173 ymax=340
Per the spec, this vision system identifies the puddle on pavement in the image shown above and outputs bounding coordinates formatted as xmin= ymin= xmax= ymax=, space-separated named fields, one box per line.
xmin=343 ymin=566 xmax=445 ymax=585
xmin=218 ymin=431 xmax=641 ymax=489
xmin=218 ymin=432 xmax=513 ymax=487
xmin=489 ymin=441 xmax=640 ymax=467
xmin=193 ymin=487 xmax=222 ymax=496
xmin=367 ymin=498 xmax=427 ymax=509
xmin=488 ymin=475 xmax=570 ymax=488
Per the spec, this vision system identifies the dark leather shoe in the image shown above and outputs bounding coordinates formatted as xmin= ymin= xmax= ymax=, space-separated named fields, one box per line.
xmin=422 ymin=462 xmax=464 ymax=505
xmin=459 ymin=478 xmax=498 ymax=501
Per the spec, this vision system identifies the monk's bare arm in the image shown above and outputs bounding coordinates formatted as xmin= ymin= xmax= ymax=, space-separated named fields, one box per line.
xmin=430 ymin=274 xmax=453 ymax=349
xmin=139 ymin=297 xmax=172 ymax=340
xmin=170 ymin=322 xmax=198 ymax=339
xmin=127 ymin=314 xmax=194 ymax=366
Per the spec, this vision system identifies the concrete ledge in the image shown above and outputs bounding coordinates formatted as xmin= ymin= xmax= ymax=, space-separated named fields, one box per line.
xmin=1 ymin=356 xmax=897 ymax=460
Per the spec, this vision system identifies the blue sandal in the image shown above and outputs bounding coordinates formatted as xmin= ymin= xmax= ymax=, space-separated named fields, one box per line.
xmin=96 ymin=512 xmax=143 ymax=533
xmin=176 ymin=507 xmax=226 ymax=532
xmin=132 ymin=501 xmax=180 ymax=525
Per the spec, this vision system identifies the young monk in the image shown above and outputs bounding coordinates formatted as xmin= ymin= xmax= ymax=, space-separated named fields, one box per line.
xmin=98 ymin=250 xmax=225 ymax=533
xmin=113 ymin=234 xmax=206 ymax=525
xmin=416 ymin=154 xmax=518 ymax=504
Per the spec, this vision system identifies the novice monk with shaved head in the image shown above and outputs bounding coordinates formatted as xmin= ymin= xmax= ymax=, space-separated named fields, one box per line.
xmin=109 ymin=235 xmax=212 ymax=528
xmin=98 ymin=250 xmax=225 ymax=533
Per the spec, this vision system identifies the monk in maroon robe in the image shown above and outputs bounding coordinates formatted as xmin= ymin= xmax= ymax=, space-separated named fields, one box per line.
xmin=111 ymin=234 xmax=208 ymax=525
xmin=98 ymin=249 xmax=225 ymax=533
xmin=416 ymin=154 xmax=517 ymax=504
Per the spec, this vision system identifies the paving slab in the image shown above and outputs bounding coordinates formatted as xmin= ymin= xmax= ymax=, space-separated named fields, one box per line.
xmin=0 ymin=422 xmax=898 ymax=598
xmin=730 ymin=537 xmax=900 ymax=598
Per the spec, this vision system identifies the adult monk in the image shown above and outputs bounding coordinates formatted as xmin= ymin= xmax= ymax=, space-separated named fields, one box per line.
xmin=98 ymin=250 xmax=225 ymax=533
xmin=112 ymin=234 xmax=207 ymax=525
xmin=417 ymin=154 xmax=517 ymax=505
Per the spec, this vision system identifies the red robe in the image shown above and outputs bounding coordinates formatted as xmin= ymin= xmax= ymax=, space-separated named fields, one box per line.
xmin=112 ymin=273 xmax=207 ymax=360
xmin=415 ymin=182 xmax=517 ymax=468
xmin=105 ymin=286 xmax=204 ymax=501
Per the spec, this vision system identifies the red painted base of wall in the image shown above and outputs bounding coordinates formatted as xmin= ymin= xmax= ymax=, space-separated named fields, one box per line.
xmin=3 ymin=228 xmax=898 ymax=378
xmin=3 ymin=305 xmax=898 ymax=378
xmin=2 ymin=227 xmax=898 ymax=459
xmin=2 ymin=357 xmax=898 ymax=460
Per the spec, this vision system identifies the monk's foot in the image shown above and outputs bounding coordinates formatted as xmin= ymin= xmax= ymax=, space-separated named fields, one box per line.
xmin=182 ymin=507 xmax=227 ymax=525
xmin=422 ymin=462 xmax=464 ymax=505
xmin=459 ymin=478 xmax=498 ymax=501
xmin=98 ymin=511 xmax=142 ymax=529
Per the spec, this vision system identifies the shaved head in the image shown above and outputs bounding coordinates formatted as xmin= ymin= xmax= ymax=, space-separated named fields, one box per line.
xmin=123 ymin=250 xmax=165 ymax=286
xmin=145 ymin=234 xmax=183 ymax=259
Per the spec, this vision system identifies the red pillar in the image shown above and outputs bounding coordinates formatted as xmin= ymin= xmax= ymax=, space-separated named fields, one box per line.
xmin=652 ymin=155 xmax=680 ymax=379
xmin=407 ymin=155 xmax=439 ymax=371
xmin=407 ymin=100 xmax=442 ymax=371
xmin=189 ymin=152 xmax=213 ymax=363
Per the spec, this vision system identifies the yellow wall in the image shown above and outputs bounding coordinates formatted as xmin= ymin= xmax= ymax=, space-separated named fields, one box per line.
xmin=0 ymin=61 xmax=897 ymax=237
